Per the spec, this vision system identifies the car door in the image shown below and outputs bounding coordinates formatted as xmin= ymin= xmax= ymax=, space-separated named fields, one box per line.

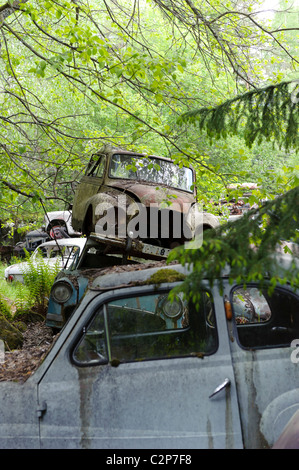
xmin=224 ymin=282 xmax=299 ymax=448
xmin=38 ymin=283 xmax=244 ymax=449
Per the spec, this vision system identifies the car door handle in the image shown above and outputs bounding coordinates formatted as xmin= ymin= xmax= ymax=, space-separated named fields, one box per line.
xmin=209 ymin=378 xmax=231 ymax=399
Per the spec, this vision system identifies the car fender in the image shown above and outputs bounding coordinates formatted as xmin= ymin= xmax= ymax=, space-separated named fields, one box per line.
xmin=89 ymin=191 xmax=137 ymax=217
xmin=185 ymin=204 xmax=220 ymax=235
xmin=272 ymin=409 xmax=299 ymax=449
xmin=46 ymin=275 xmax=89 ymax=329
xmin=260 ymin=389 xmax=299 ymax=446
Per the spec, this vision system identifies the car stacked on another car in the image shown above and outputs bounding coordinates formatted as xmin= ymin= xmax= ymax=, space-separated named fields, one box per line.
xmin=71 ymin=145 xmax=219 ymax=256
xmin=46 ymin=146 xmax=221 ymax=331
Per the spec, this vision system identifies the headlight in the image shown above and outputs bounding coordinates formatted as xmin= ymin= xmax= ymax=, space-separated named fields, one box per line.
xmin=51 ymin=281 xmax=72 ymax=304
xmin=157 ymin=294 xmax=184 ymax=320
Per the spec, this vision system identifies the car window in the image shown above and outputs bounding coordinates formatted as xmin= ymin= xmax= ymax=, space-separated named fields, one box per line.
xmin=73 ymin=290 xmax=218 ymax=365
xmin=95 ymin=157 xmax=105 ymax=177
xmin=232 ymin=287 xmax=271 ymax=324
xmin=86 ymin=155 xmax=106 ymax=177
xmin=109 ymin=154 xmax=194 ymax=192
xmin=231 ymin=286 xmax=299 ymax=349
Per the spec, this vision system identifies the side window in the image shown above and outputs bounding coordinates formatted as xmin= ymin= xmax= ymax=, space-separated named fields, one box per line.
xmin=233 ymin=287 xmax=271 ymax=324
xmin=73 ymin=311 xmax=108 ymax=364
xmin=86 ymin=155 xmax=105 ymax=177
xmin=231 ymin=286 xmax=299 ymax=349
xmin=95 ymin=157 xmax=105 ymax=177
xmin=73 ymin=290 xmax=218 ymax=366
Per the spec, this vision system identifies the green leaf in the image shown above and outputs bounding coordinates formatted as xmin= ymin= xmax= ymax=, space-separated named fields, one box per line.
xmin=155 ymin=94 xmax=163 ymax=104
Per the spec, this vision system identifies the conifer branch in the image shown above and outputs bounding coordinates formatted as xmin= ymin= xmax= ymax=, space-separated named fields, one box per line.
xmin=168 ymin=185 xmax=299 ymax=300
xmin=180 ymin=81 xmax=299 ymax=152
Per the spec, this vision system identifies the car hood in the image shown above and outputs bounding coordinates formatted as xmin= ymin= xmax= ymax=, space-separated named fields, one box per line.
xmin=107 ymin=181 xmax=195 ymax=212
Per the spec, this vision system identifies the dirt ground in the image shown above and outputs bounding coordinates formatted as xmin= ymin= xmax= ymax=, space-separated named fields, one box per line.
xmin=0 ymin=322 xmax=58 ymax=383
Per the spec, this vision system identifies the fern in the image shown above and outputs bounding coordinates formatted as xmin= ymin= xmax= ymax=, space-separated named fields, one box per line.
xmin=0 ymin=293 xmax=12 ymax=320
xmin=21 ymin=252 xmax=61 ymax=315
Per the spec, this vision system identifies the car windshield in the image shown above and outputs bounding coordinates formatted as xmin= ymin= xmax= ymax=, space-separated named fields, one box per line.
xmin=36 ymin=245 xmax=80 ymax=259
xmin=109 ymin=154 xmax=194 ymax=192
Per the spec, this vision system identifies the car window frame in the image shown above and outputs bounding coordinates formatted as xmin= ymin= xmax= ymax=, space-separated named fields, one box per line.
xmin=70 ymin=282 xmax=218 ymax=367
xmin=230 ymin=283 xmax=299 ymax=351
xmin=108 ymin=153 xmax=195 ymax=193
xmin=85 ymin=154 xmax=107 ymax=178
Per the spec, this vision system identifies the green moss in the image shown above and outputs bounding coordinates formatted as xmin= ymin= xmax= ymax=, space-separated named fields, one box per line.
xmin=145 ymin=268 xmax=186 ymax=286
xmin=12 ymin=321 xmax=27 ymax=333
xmin=0 ymin=315 xmax=23 ymax=350
xmin=14 ymin=309 xmax=45 ymax=324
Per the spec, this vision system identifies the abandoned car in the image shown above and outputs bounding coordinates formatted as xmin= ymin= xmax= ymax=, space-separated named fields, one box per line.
xmin=1 ymin=254 xmax=299 ymax=449
xmin=71 ymin=145 xmax=219 ymax=254
xmin=43 ymin=210 xmax=81 ymax=238
xmin=46 ymin=236 xmax=156 ymax=330
xmin=5 ymin=238 xmax=86 ymax=283
xmin=13 ymin=229 xmax=49 ymax=258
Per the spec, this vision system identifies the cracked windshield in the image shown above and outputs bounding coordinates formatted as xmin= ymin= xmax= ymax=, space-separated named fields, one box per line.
xmin=110 ymin=154 xmax=194 ymax=192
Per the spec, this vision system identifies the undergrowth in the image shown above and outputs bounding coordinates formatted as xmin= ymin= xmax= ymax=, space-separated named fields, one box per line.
xmin=0 ymin=293 xmax=12 ymax=319
xmin=21 ymin=253 xmax=61 ymax=315
xmin=0 ymin=262 xmax=30 ymax=316
xmin=0 ymin=253 xmax=60 ymax=320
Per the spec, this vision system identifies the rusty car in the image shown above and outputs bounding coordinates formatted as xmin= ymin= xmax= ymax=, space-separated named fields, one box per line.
xmin=71 ymin=145 xmax=219 ymax=257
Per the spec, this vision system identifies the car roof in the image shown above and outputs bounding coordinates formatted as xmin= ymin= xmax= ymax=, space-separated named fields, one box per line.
xmin=88 ymin=251 xmax=298 ymax=292
xmin=90 ymin=262 xmax=189 ymax=291
xmin=38 ymin=237 xmax=86 ymax=249
xmin=94 ymin=145 xmax=188 ymax=166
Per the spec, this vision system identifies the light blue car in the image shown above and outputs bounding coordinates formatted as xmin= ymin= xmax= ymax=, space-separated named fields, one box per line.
xmin=46 ymin=237 xmax=146 ymax=330
xmin=1 ymin=255 xmax=299 ymax=449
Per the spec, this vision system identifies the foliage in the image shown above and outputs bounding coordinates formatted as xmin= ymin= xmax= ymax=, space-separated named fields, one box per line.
xmin=0 ymin=261 xmax=29 ymax=310
xmin=21 ymin=253 xmax=61 ymax=315
xmin=0 ymin=0 xmax=297 ymax=229
xmin=180 ymin=81 xmax=299 ymax=152
xmin=0 ymin=292 xmax=12 ymax=320
xmin=268 ymin=0 xmax=299 ymax=83
xmin=168 ymin=185 xmax=299 ymax=304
